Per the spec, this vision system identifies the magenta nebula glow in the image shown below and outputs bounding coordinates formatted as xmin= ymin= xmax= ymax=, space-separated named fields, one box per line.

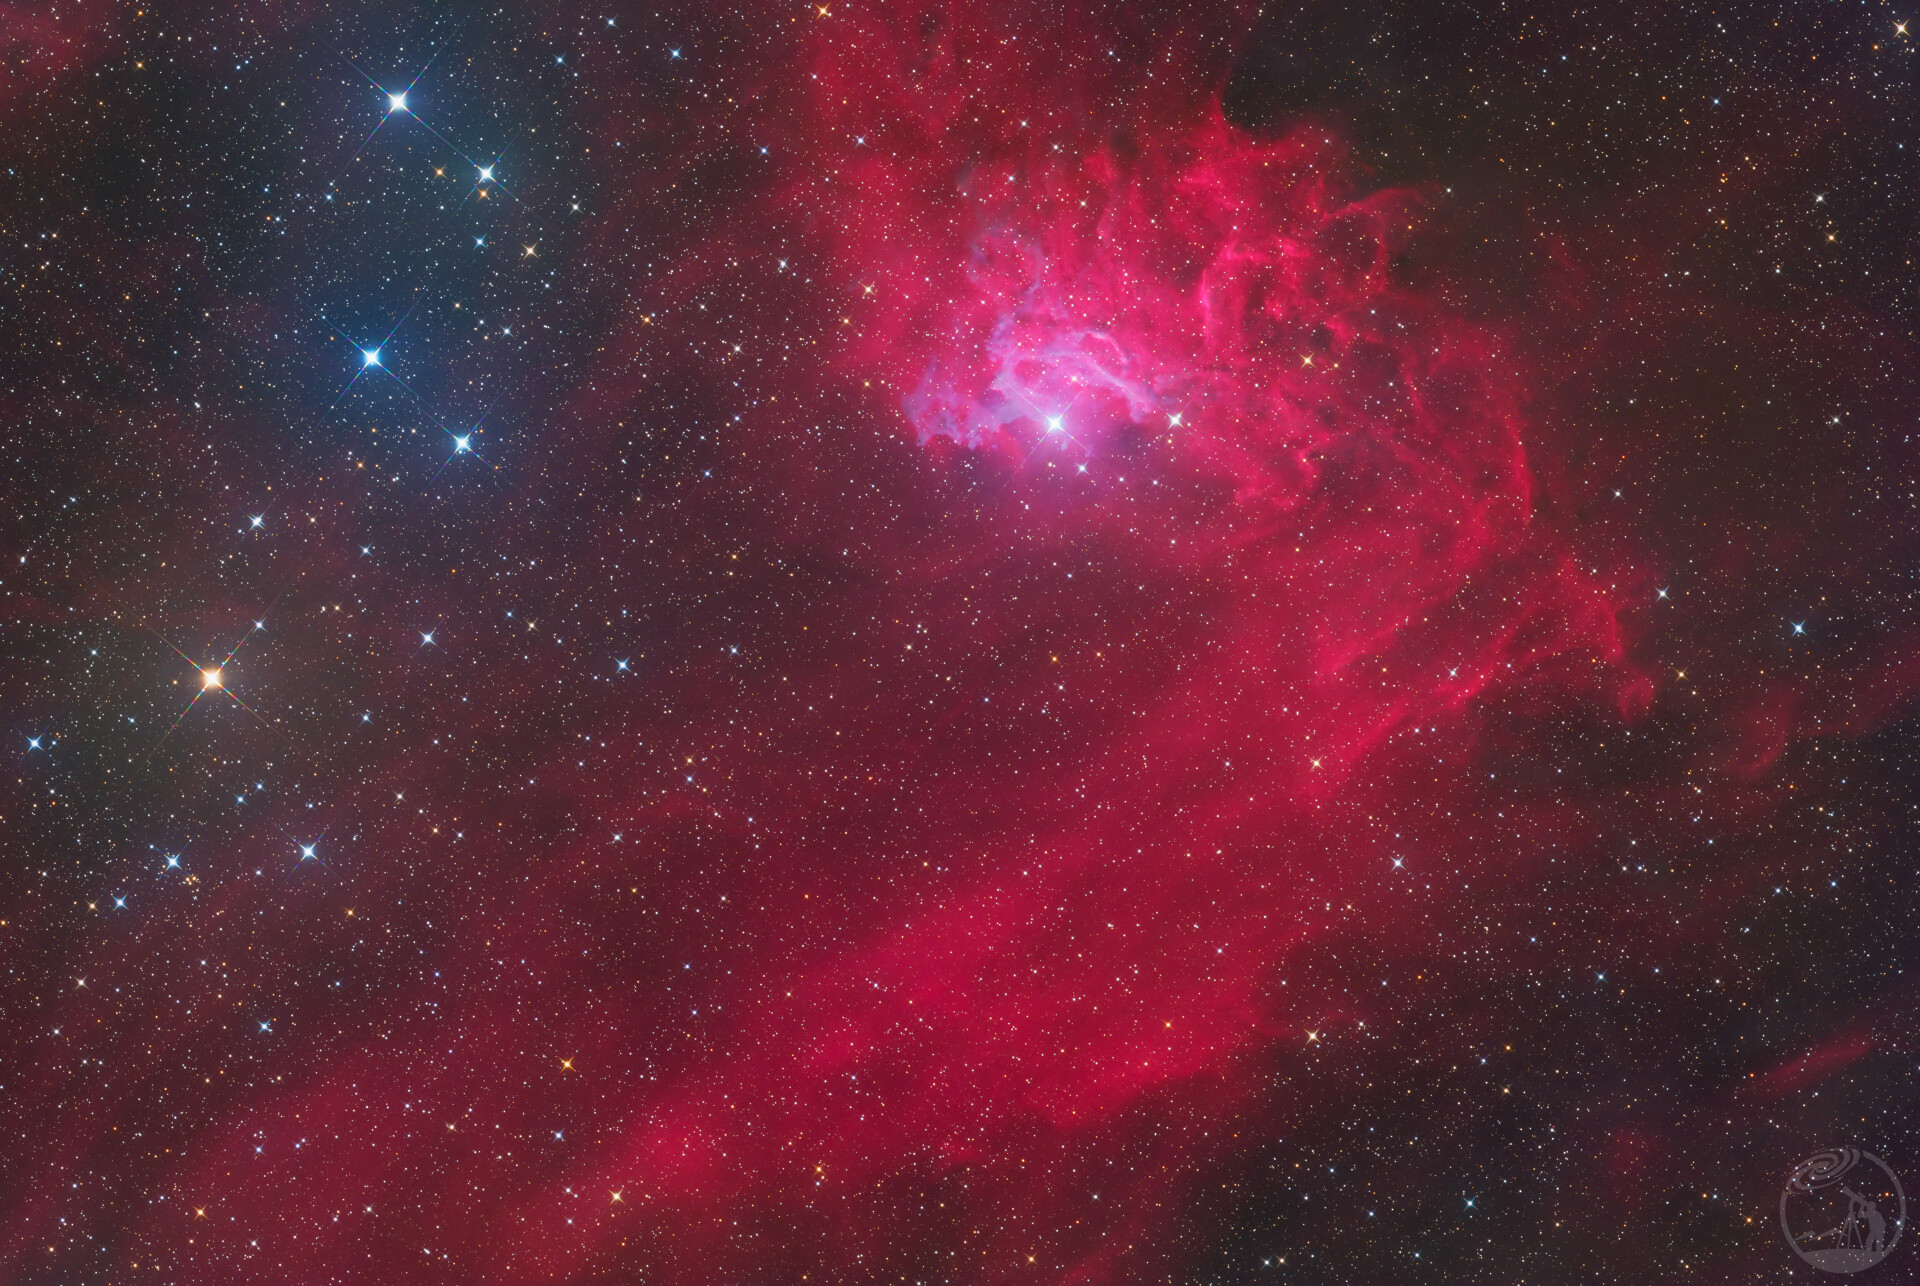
xmin=6 ymin=1 xmax=1920 ymax=1283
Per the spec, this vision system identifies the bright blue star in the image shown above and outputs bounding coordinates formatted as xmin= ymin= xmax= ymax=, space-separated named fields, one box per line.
xmin=1792 ymin=621 xmax=1806 ymax=636
xmin=363 ymin=348 xmax=382 ymax=367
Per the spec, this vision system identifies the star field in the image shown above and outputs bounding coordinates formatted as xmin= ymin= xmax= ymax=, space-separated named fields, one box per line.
xmin=5 ymin=1 xmax=1920 ymax=1283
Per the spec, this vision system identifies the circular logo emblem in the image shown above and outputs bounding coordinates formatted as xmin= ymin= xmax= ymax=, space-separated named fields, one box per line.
xmin=1781 ymin=1148 xmax=1906 ymax=1273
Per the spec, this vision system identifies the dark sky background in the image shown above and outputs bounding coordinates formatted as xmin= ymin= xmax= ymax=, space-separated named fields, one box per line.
xmin=5 ymin=1 xmax=1920 ymax=1282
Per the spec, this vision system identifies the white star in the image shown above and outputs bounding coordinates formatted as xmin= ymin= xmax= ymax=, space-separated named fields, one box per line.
xmin=388 ymin=92 xmax=408 ymax=113
xmin=1045 ymin=415 xmax=1063 ymax=433
xmin=362 ymin=348 xmax=382 ymax=367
